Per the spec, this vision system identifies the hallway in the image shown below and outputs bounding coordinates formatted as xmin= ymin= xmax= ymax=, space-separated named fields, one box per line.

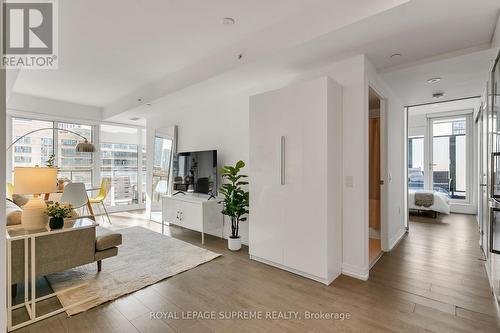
xmin=352 ymin=213 xmax=499 ymax=330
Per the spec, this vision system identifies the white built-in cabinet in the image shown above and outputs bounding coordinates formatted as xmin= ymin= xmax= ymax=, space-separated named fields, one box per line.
xmin=249 ymin=77 xmax=342 ymax=285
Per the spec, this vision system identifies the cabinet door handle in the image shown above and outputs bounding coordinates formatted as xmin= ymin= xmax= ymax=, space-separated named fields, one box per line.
xmin=280 ymin=136 xmax=285 ymax=185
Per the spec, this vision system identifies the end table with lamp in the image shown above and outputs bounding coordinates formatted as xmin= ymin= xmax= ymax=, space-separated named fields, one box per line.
xmin=13 ymin=166 xmax=58 ymax=230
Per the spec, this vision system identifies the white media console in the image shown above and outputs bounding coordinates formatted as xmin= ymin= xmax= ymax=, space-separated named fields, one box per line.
xmin=161 ymin=194 xmax=224 ymax=244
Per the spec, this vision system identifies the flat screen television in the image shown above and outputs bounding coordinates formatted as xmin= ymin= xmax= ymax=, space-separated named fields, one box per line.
xmin=172 ymin=150 xmax=217 ymax=195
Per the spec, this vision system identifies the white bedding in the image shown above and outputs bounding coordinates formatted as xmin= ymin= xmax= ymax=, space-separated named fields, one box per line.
xmin=408 ymin=190 xmax=450 ymax=215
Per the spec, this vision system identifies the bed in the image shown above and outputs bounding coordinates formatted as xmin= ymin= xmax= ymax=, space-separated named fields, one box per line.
xmin=408 ymin=189 xmax=451 ymax=216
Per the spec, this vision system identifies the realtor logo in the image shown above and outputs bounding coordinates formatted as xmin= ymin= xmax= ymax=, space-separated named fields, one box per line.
xmin=2 ymin=0 xmax=58 ymax=69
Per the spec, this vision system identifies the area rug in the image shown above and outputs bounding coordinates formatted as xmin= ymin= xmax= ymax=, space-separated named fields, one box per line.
xmin=46 ymin=226 xmax=221 ymax=315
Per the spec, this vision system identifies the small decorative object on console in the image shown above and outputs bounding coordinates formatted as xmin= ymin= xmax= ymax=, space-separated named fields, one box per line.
xmin=46 ymin=202 xmax=73 ymax=229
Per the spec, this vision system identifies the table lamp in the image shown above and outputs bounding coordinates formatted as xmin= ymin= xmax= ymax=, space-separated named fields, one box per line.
xmin=14 ymin=167 xmax=58 ymax=230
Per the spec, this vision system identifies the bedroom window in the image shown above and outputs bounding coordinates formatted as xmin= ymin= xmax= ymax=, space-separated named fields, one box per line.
xmin=408 ymin=136 xmax=424 ymax=190
xmin=430 ymin=116 xmax=471 ymax=201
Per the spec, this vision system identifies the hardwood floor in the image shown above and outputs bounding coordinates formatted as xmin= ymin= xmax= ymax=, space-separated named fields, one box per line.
xmin=13 ymin=211 xmax=500 ymax=332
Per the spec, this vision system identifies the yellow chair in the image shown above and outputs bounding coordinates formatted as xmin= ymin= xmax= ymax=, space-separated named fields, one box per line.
xmin=89 ymin=178 xmax=112 ymax=224
xmin=6 ymin=182 xmax=14 ymax=200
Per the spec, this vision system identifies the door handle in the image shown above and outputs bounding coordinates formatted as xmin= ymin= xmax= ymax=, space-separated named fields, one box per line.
xmin=480 ymin=184 xmax=487 ymax=187
xmin=280 ymin=136 xmax=285 ymax=185
xmin=380 ymin=180 xmax=384 ymax=185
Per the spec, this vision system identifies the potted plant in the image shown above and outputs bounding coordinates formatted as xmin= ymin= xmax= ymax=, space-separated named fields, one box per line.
xmin=219 ymin=160 xmax=249 ymax=251
xmin=45 ymin=203 xmax=73 ymax=229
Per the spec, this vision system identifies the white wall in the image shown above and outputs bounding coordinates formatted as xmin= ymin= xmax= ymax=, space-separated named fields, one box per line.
xmin=144 ymin=55 xmax=382 ymax=279
xmin=144 ymin=54 xmax=403 ymax=280
xmin=146 ymin=95 xmax=250 ymax=244
xmin=1 ymin=67 xmax=6 ymax=332
xmin=6 ymin=70 xmax=19 ymax=103
xmin=323 ymin=56 xmax=370 ymax=280
xmin=8 ymin=93 xmax=103 ymax=122
xmin=492 ymin=12 xmax=500 ymax=49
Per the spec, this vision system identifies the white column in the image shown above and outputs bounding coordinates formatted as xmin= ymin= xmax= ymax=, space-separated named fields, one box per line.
xmin=1 ymin=59 xmax=7 ymax=331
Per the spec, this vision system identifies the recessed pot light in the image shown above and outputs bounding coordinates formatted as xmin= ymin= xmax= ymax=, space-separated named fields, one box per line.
xmin=222 ymin=17 xmax=235 ymax=26
xmin=427 ymin=77 xmax=441 ymax=84
xmin=146 ymin=103 xmax=152 ymax=106
xmin=390 ymin=53 xmax=402 ymax=59
xmin=129 ymin=117 xmax=141 ymax=121
xmin=432 ymin=92 xmax=445 ymax=99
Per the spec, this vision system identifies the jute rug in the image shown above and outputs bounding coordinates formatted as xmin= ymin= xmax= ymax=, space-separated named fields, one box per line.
xmin=46 ymin=226 xmax=221 ymax=315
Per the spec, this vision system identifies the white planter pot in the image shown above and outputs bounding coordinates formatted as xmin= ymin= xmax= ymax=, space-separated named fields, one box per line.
xmin=228 ymin=237 xmax=242 ymax=251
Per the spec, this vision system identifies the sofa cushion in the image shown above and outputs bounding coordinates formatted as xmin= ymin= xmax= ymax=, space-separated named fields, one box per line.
xmin=95 ymin=233 xmax=122 ymax=251
xmin=12 ymin=194 xmax=29 ymax=207
xmin=6 ymin=200 xmax=22 ymax=226
xmin=94 ymin=247 xmax=118 ymax=261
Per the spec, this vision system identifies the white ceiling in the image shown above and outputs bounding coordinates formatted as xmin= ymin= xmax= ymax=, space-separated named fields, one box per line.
xmin=381 ymin=47 xmax=498 ymax=106
xmin=10 ymin=0 xmax=500 ymax=122
xmin=408 ymin=98 xmax=480 ymax=117
xmin=12 ymin=0 xmax=323 ymax=106
xmin=106 ymin=0 xmax=500 ymax=122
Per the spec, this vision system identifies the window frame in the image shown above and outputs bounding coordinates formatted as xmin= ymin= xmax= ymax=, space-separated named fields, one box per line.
xmin=426 ymin=112 xmax=474 ymax=206
xmin=7 ymin=114 xmax=146 ymax=212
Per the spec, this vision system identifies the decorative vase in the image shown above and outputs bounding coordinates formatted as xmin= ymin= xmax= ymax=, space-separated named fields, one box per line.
xmin=228 ymin=236 xmax=241 ymax=251
xmin=49 ymin=217 xmax=64 ymax=229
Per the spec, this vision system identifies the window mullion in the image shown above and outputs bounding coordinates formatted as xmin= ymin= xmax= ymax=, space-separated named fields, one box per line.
xmin=53 ymin=121 xmax=58 ymax=171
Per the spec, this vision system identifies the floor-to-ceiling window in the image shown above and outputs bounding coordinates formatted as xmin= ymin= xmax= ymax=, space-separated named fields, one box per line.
xmin=10 ymin=116 xmax=146 ymax=211
xmin=141 ymin=129 xmax=147 ymax=204
xmin=57 ymin=122 xmax=94 ymax=188
xmin=152 ymin=136 xmax=173 ymax=204
xmin=100 ymin=124 xmax=140 ymax=207
xmin=408 ymin=135 xmax=424 ymax=190
xmin=11 ymin=118 xmax=54 ymax=170
xmin=430 ymin=116 xmax=469 ymax=200
xmin=11 ymin=118 xmax=94 ymax=188
xmin=407 ymin=101 xmax=475 ymax=214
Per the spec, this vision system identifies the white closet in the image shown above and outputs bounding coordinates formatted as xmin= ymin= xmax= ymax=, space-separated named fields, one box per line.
xmin=249 ymin=77 xmax=343 ymax=285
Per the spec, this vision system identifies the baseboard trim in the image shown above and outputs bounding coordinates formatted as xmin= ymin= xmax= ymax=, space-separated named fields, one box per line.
xmin=388 ymin=227 xmax=407 ymax=251
xmin=369 ymin=251 xmax=384 ymax=269
xmin=341 ymin=263 xmax=369 ymax=281
xmin=249 ymin=255 xmax=339 ymax=285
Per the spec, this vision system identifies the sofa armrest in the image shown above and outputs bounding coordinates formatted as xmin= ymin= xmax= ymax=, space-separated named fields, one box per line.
xmin=96 ymin=233 xmax=122 ymax=251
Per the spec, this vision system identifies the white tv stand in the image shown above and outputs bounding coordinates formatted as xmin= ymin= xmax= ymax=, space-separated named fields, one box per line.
xmin=161 ymin=194 xmax=223 ymax=244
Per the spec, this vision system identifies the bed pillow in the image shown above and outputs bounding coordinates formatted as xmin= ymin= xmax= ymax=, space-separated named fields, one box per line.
xmin=408 ymin=167 xmax=424 ymax=182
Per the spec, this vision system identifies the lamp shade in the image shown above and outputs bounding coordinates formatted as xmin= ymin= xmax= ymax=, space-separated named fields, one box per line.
xmin=76 ymin=139 xmax=96 ymax=153
xmin=14 ymin=167 xmax=58 ymax=195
